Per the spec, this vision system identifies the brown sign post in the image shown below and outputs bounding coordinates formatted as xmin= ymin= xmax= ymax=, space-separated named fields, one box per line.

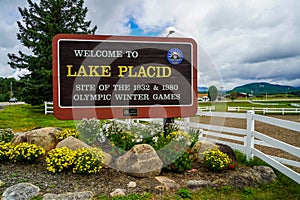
xmin=52 ymin=34 xmax=197 ymax=119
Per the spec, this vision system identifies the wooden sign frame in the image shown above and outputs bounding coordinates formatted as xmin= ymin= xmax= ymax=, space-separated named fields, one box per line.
xmin=52 ymin=34 xmax=197 ymax=119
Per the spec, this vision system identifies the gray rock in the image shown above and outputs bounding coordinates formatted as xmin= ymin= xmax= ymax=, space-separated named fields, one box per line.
xmin=252 ymin=166 xmax=277 ymax=183
xmin=110 ymin=188 xmax=126 ymax=197
xmin=227 ymin=166 xmax=277 ymax=188
xmin=2 ymin=183 xmax=40 ymax=200
xmin=127 ymin=181 xmax=137 ymax=188
xmin=115 ymin=144 xmax=163 ymax=178
xmin=155 ymin=176 xmax=180 ymax=191
xmin=186 ymin=180 xmax=215 ymax=189
xmin=43 ymin=191 xmax=93 ymax=200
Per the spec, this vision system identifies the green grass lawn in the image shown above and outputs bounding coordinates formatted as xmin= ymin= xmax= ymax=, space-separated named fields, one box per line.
xmin=1 ymin=101 xmax=299 ymax=131
xmin=0 ymin=104 xmax=75 ymax=132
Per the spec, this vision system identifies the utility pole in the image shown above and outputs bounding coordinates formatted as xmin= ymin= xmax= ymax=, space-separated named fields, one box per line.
xmin=10 ymin=81 xmax=13 ymax=98
xmin=259 ymin=84 xmax=264 ymax=101
xmin=164 ymin=29 xmax=176 ymax=136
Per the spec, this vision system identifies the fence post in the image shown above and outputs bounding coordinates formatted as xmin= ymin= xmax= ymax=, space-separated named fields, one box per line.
xmin=125 ymin=119 xmax=131 ymax=129
xmin=245 ymin=110 xmax=255 ymax=161
xmin=184 ymin=118 xmax=190 ymax=132
xmin=44 ymin=102 xmax=47 ymax=114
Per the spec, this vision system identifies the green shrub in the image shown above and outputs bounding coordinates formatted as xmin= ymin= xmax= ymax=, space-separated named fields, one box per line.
xmin=77 ymin=118 xmax=101 ymax=145
xmin=189 ymin=128 xmax=203 ymax=146
xmin=0 ymin=128 xmax=14 ymax=143
xmin=56 ymin=128 xmax=79 ymax=141
xmin=164 ymin=151 xmax=192 ymax=173
xmin=234 ymin=150 xmax=267 ymax=167
xmin=100 ymin=121 xmax=200 ymax=172
xmin=10 ymin=142 xmax=45 ymax=163
xmin=177 ymin=188 xmax=192 ymax=199
xmin=100 ymin=121 xmax=166 ymax=155
xmin=100 ymin=121 xmax=179 ymax=152
xmin=46 ymin=147 xmax=75 ymax=173
xmin=161 ymin=131 xmax=194 ymax=172
xmin=72 ymin=147 xmax=105 ymax=174
xmin=0 ymin=141 xmax=13 ymax=161
xmin=203 ymin=148 xmax=232 ymax=172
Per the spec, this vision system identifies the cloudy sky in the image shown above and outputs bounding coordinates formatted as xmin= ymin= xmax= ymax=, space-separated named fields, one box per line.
xmin=0 ymin=0 xmax=299 ymax=90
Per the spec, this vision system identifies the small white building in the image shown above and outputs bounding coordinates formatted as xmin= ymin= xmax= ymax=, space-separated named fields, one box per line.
xmin=201 ymin=96 xmax=210 ymax=102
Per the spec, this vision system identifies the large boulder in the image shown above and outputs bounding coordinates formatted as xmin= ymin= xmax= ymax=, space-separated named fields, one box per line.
xmin=11 ymin=132 xmax=27 ymax=144
xmin=102 ymin=151 xmax=112 ymax=167
xmin=2 ymin=183 xmax=40 ymax=200
xmin=12 ymin=127 xmax=60 ymax=152
xmin=115 ymin=144 xmax=163 ymax=178
xmin=56 ymin=136 xmax=89 ymax=150
xmin=189 ymin=140 xmax=218 ymax=162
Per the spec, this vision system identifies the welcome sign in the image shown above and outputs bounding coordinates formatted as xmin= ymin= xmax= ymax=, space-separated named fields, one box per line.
xmin=52 ymin=34 xmax=197 ymax=119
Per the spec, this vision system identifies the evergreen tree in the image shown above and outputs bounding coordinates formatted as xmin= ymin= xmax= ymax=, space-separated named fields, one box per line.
xmin=8 ymin=0 xmax=97 ymax=105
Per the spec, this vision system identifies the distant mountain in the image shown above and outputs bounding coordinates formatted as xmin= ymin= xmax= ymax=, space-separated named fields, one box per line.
xmin=229 ymin=82 xmax=299 ymax=95
xmin=198 ymin=86 xmax=208 ymax=93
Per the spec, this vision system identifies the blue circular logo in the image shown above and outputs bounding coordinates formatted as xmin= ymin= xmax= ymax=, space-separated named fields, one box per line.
xmin=167 ymin=48 xmax=183 ymax=65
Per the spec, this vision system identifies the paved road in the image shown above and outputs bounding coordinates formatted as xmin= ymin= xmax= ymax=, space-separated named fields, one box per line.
xmin=0 ymin=102 xmax=25 ymax=107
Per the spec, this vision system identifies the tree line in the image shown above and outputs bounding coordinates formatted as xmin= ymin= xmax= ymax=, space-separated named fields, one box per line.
xmin=7 ymin=0 xmax=96 ymax=105
xmin=0 ymin=78 xmax=21 ymax=102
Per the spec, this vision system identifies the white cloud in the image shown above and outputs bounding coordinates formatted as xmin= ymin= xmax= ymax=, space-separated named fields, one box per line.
xmin=121 ymin=0 xmax=300 ymax=89
xmin=0 ymin=0 xmax=299 ymax=90
xmin=85 ymin=0 xmax=140 ymax=35
xmin=8 ymin=69 xmax=30 ymax=80
xmin=0 ymin=0 xmax=28 ymax=78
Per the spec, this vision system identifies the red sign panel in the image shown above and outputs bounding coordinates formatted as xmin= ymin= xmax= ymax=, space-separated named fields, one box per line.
xmin=52 ymin=34 xmax=197 ymax=119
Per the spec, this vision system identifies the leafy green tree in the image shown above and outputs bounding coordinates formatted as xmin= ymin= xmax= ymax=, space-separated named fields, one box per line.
xmin=8 ymin=0 xmax=97 ymax=105
xmin=208 ymin=86 xmax=218 ymax=101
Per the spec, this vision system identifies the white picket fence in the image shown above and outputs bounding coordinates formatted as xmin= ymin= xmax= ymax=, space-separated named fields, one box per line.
xmin=44 ymin=101 xmax=53 ymax=114
xmin=198 ymin=106 xmax=215 ymax=112
xmin=122 ymin=111 xmax=300 ymax=184
xmin=228 ymin=106 xmax=300 ymax=115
